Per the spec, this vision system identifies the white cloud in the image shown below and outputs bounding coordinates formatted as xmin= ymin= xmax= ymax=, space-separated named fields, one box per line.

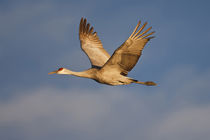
xmin=0 ymin=87 xmax=149 ymax=140
xmin=149 ymin=106 xmax=210 ymax=140
xmin=1 ymin=66 xmax=210 ymax=140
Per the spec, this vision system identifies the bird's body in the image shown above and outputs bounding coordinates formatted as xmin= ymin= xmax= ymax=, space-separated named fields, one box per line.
xmin=49 ymin=18 xmax=157 ymax=86
xmin=95 ymin=68 xmax=131 ymax=85
xmin=54 ymin=67 xmax=132 ymax=85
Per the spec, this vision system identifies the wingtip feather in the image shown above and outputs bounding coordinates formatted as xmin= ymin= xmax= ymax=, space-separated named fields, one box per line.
xmin=138 ymin=31 xmax=155 ymax=40
xmin=79 ymin=18 xmax=96 ymax=36
xmin=129 ymin=20 xmax=141 ymax=39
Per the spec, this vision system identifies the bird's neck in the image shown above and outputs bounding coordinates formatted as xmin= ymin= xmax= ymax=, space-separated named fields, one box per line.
xmin=62 ymin=69 xmax=96 ymax=79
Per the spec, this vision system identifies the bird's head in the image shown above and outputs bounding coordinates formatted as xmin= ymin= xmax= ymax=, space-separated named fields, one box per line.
xmin=48 ymin=67 xmax=71 ymax=75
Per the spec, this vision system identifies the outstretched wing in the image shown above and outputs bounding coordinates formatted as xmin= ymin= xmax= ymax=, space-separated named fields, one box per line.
xmin=79 ymin=18 xmax=110 ymax=68
xmin=101 ymin=21 xmax=155 ymax=76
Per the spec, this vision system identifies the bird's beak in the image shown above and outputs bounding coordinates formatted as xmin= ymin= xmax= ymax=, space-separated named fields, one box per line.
xmin=48 ymin=71 xmax=57 ymax=75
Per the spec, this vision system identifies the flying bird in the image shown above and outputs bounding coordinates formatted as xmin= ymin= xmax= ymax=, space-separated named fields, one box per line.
xmin=49 ymin=18 xmax=157 ymax=86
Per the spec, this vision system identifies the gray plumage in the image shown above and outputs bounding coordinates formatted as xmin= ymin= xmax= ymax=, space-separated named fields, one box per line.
xmin=49 ymin=18 xmax=157 ymax=86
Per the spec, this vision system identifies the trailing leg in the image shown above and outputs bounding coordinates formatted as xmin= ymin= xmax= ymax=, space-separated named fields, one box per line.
xmin=132 ymin=79 xmax=157 ymax=86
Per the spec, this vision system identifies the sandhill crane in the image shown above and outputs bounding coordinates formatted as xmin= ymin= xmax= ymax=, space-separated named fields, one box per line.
xmin=49 ymin=18 xmax=157 ymax=86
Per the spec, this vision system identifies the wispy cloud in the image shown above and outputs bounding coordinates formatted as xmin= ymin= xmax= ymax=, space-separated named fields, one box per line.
xmin=1 ymin=65 xmax=210 ymax=140
xmin=148 ymin=106 xmax=210 ymax=140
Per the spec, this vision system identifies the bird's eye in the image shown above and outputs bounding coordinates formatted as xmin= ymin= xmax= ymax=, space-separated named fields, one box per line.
xmin=58 ymin=68 xmax=64 ymax=71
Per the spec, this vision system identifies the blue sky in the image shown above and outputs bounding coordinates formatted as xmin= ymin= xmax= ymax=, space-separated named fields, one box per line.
xmin=0 ymin=0 xmax=210 ymax=140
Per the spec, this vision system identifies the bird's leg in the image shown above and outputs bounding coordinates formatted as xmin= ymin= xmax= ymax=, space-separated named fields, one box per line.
xmin=133 ymin=80 xmax=157 ymax=86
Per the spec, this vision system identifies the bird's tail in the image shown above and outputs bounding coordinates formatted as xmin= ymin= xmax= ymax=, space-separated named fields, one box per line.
xmin=131 ymin=79 xmax=157 ymax=86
